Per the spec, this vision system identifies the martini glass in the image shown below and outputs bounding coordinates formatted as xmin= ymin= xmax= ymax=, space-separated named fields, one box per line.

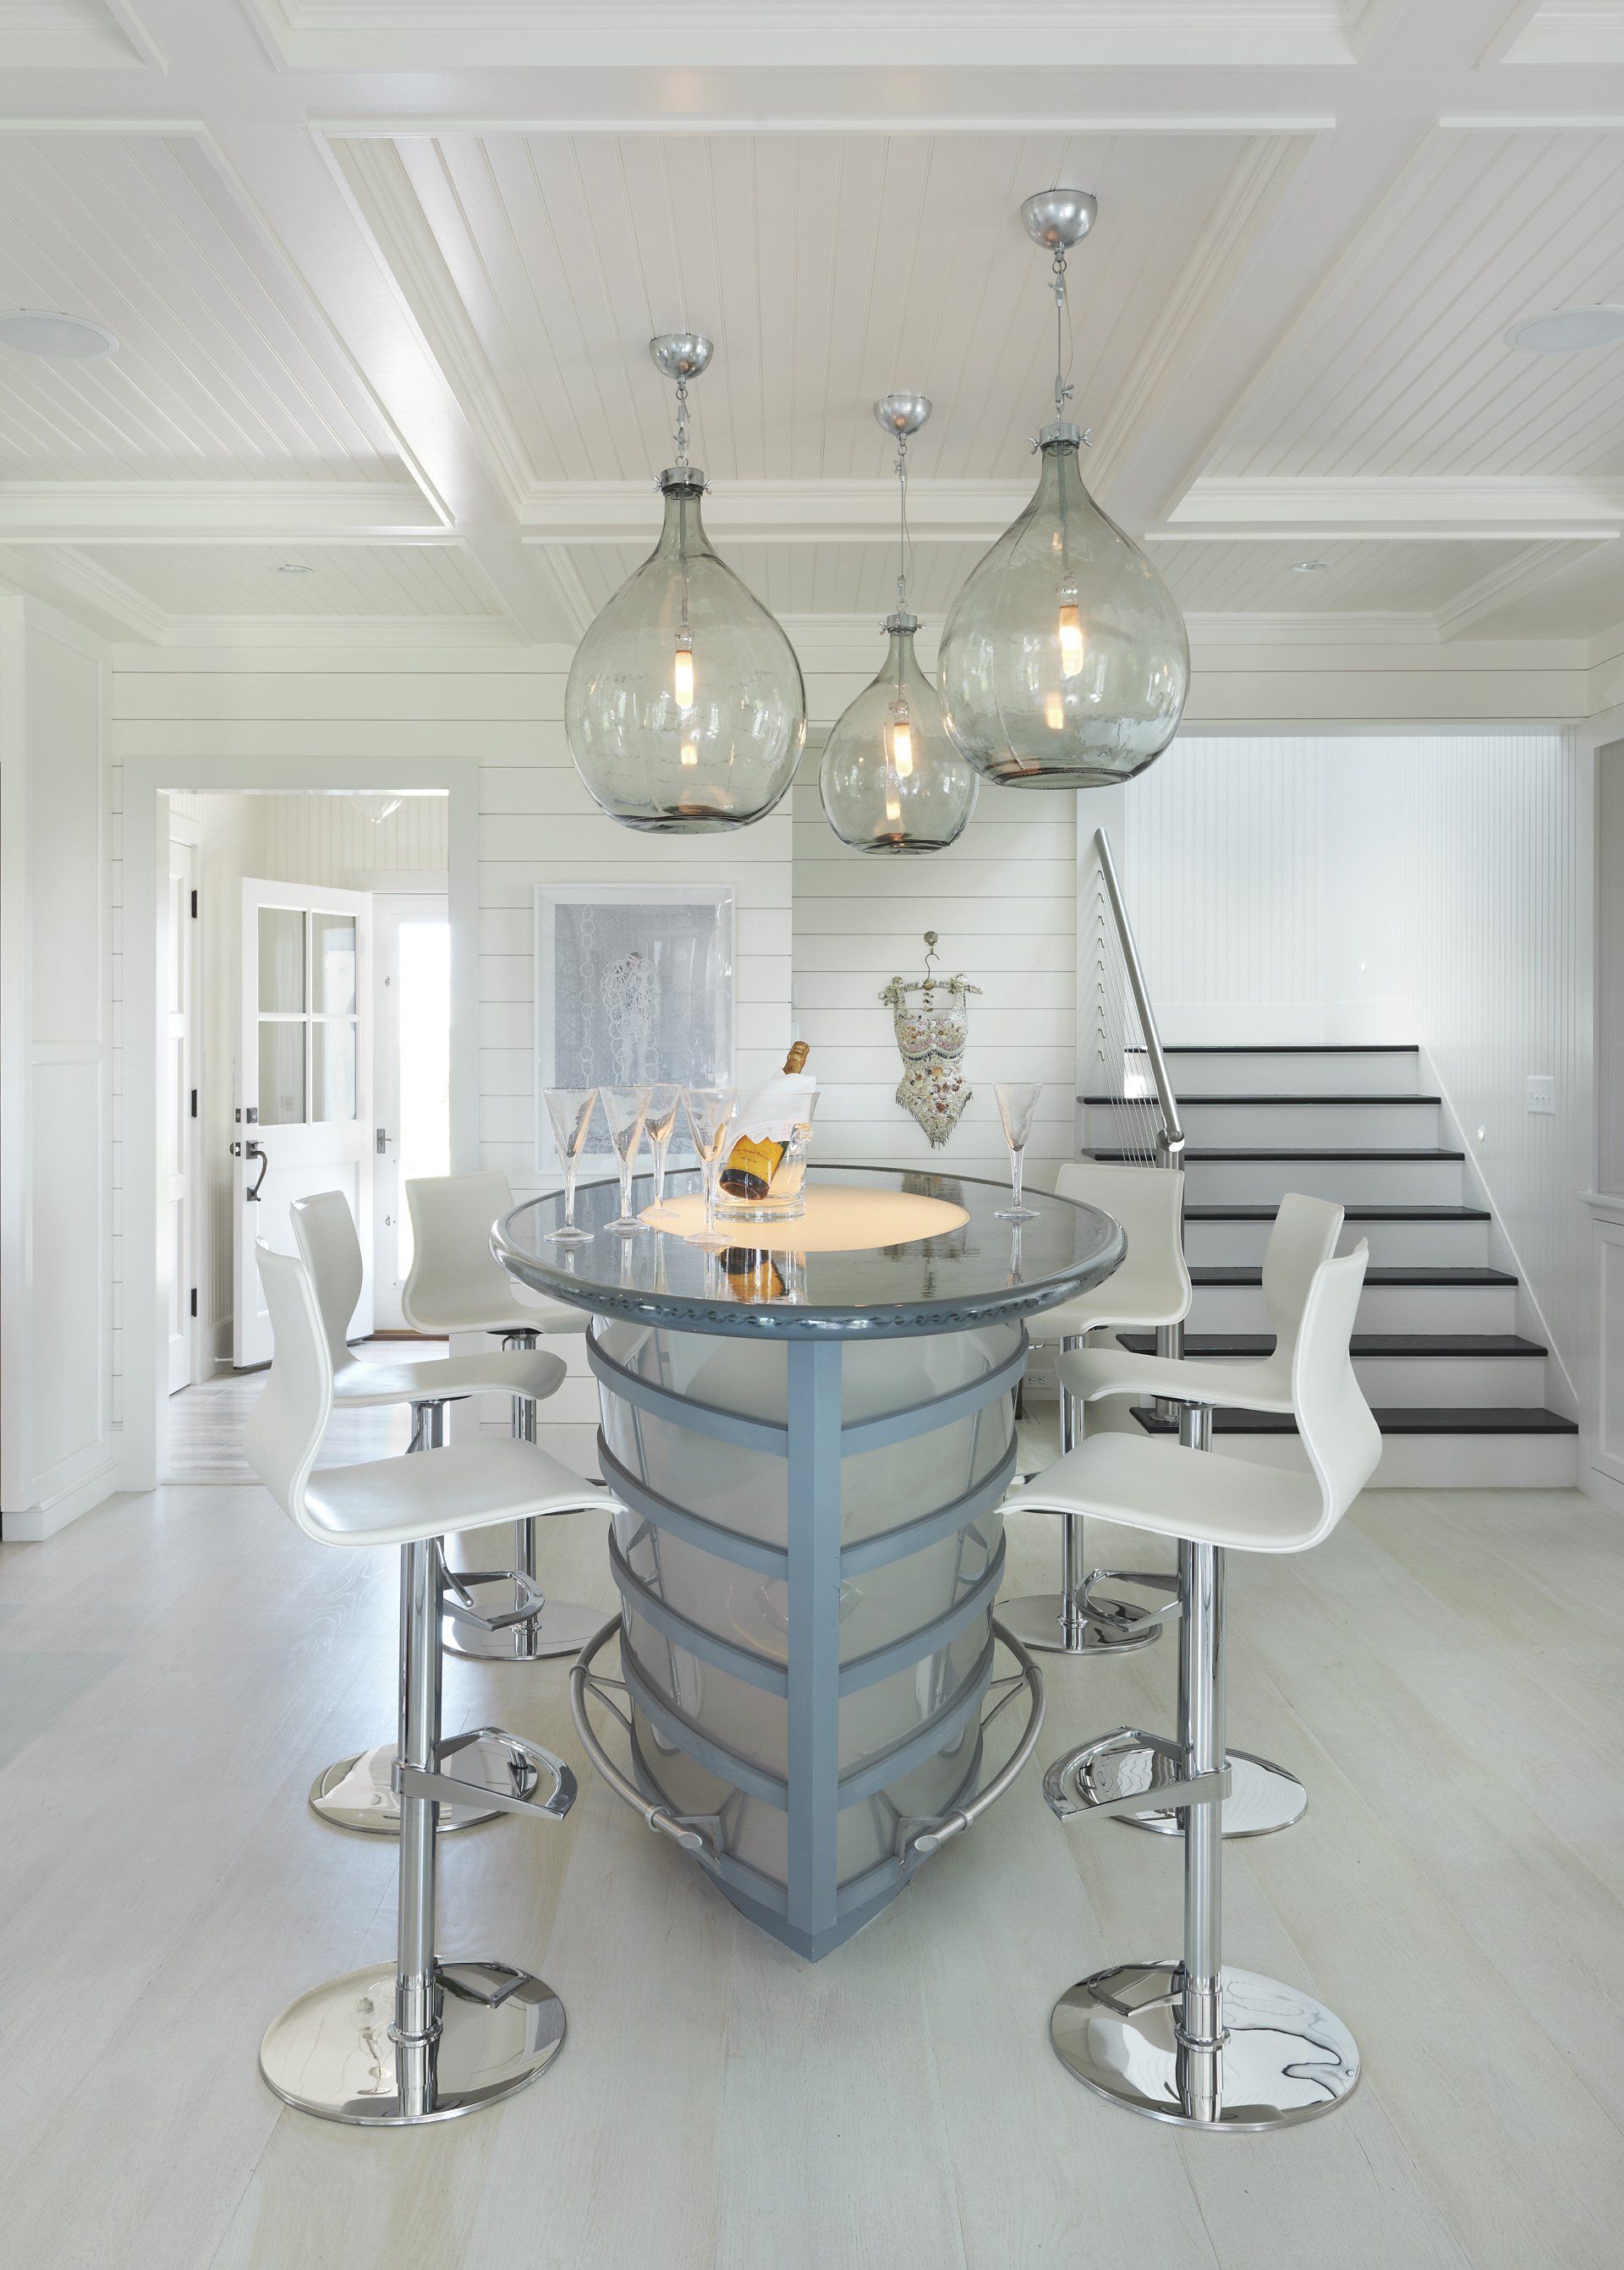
xmin=683 ymin=1086 xmax=738 ymax=1247
xmin=541 ymin=1086 xmax=598 ymax=1243
xmin=601 ymin=1085 xmax=652 ymax=1233
xmin=995 ymin=1082 xmax=1042 ymax=1221
xmin=644 ymin=1083 xmax=683 ymax=1214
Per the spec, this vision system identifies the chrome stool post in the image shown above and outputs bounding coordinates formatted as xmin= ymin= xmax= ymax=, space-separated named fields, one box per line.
xmin=263 ymin=1537 xmax=573 ymax=2127
xmin=1097 ymin=1401 xmax=1308 ymax=1840
xmin=1047 ymin=1539 xmax=1359 ymax=2131
xmin=441 ymin=1327 xmax=604 ymax=1665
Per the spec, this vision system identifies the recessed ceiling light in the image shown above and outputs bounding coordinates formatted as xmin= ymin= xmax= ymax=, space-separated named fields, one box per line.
xmin=275 ymin=562 xmax=314 ymax=575
xmin=1291 ymin=559 xmax=1330 ymax=573
xmin=1506 ymin=304 xmax=1624 ymax=354
xmin=0 ymin=308 xmax=119 ymax=359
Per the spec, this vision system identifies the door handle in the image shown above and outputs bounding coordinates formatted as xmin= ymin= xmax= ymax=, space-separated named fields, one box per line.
xmin=244 ymin=1140 xmax=269 ymax=1203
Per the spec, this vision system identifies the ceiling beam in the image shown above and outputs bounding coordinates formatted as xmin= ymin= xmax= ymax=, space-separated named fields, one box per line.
xmin=1164 ymin=477 xmax=1624 ymax=541
xmin=0 ymin=483 xmax=444 ymax=542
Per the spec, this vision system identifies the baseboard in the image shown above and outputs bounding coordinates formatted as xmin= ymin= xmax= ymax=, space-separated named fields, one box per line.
xmin=0 ymin=1456 xmax=122 ymax=1541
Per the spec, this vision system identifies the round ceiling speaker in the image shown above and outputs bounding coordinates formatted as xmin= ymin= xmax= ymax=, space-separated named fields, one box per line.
xmin=0 ymin=309 xmax=120 ymax=359
xmin=1506 ymin=304 xmax=1624 ymax=354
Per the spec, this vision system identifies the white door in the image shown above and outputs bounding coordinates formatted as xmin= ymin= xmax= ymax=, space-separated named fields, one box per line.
xmin=370 ymin=893 xmax=451 ymax=1331
xmin=166 ymin=834 xmax=202 ymax=1392
xmin=234 ymin=876 xmax=374 ymax=1368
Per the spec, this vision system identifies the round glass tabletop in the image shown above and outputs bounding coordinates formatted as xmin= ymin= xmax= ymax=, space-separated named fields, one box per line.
xmin=496 ymin=1163 xmax=1125 ymax=1340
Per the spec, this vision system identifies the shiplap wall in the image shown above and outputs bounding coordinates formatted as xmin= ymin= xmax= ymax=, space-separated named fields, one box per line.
xmin=790 ymin=748 xmax=1074 ymax=1190
xmin=115 ymin=654 xmax=792 ymax=1478
xmin=1122 ymin=731 xmax=1592 ymax=1408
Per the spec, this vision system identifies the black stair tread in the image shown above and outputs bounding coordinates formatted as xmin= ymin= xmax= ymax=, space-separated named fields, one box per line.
xmin=1151 ymin=1044 xmax=1418 ymax=1055
xmin=1116 ymin=1331 xmax=1545 ymax=1358
xmin=1185 ymin=1204 xmax=1489 ymax=1222
xmin=1190 ymin=1264 xmax=1517 ymax=1288
xmin=1092 ymin=1147 xmax=1464 ymax=1162
xmin=1131 ymin=1406 xmax=1577 ymax=1437
xmin=1082 ymin=1092 xmax=1440 ymax=1106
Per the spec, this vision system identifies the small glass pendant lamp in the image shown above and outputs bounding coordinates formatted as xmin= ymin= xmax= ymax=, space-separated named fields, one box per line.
xmin=819 ymin=394 xmax=977 ymax=855
xmin=938 ymin=191 xmax=1189 ymax=791
xmin=564 ymin=333 xmax=806 ymax=832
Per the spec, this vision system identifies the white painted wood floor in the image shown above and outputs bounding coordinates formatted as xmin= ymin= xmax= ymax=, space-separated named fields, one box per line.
xmin=1 ymin=1474 xmax=1621 ymax=2268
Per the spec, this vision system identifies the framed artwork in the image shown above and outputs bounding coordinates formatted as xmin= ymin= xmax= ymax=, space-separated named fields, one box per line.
xmin=534 ymin=881 xmax=735 ymax=1168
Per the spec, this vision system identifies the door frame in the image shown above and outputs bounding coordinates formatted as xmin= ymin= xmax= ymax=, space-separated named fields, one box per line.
xmin=370 ymin=883 xmax=451 ymax=1332
xmin=123 ymin=756 xmax=477 ymax=1492
xmin=165 ymin=815 xmax=207 ymax=1391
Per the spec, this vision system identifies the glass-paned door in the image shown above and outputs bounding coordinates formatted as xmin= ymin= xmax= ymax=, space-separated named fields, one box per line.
xmin=234 ymin=877 xmax=373 ymax=1368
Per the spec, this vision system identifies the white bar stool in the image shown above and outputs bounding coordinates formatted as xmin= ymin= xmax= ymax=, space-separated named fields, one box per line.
xmin=248 ymin=1242 xmax=586 ymax=2126
xmin=1001 ymin=1162 xmax=1190 ymax=1659
xmin=1059 ymin=1192 xmax=1342 ymax=1838
xmin=1005 ymin=1244 xmax=1379 ymax=2131
xmin=293 ymin=1190 xmax=587 ymax=1837
xmin=404 ymin=1170 xmax=602 ymax=1663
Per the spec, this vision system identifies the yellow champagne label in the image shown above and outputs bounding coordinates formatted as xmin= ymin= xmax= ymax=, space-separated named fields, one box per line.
xmin=723 ymin=1133 xmax=783 ymax=1186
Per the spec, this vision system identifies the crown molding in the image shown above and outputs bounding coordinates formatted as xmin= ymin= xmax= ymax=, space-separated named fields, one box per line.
xmin=1182 ymin=608 xmax=1440 ymax=645
xmin=0 ymin=481 xmax=447 ymax=541
xmin=1165 ymin=476 xmax=1624 ymax=540
xmin=153 ymin=612 xmax=521 ymax=648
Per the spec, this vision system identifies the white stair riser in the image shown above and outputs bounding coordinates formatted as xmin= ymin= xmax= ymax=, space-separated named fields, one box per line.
xmin=1198 ymin=1428 xmax=1577 ymax=1488
xmin=1096 ymin=1099 xmax=1442 ymax=1149
xmin=1184 ymin=1217 xmax=1490 ymax=1267
xmin=1166 ymin=1050 xmax=1420 ymax=1099
xmin=1182 ymin=1155 xmax=1463 ymax=1205
xmin=1188 ymin=1283 xmax=1518 ymax=1334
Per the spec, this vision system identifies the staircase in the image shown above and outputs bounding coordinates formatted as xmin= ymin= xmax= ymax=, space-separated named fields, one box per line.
xmin=1084 ymin=1044 xmax=1578 ymax=1487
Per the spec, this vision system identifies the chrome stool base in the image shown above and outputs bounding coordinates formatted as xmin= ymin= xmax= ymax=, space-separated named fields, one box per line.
xmin=997 ymin=1589 xmax=1161 ymax=1658
xmin=442 ymin=1586 xmax=604 ymax=1663
xmin=1051 ymin=1963 xmax=1359 ymax=2132
xmin=259 ymin=1960 xmax=565 ymax=2127
xmin=1079 ymin=1739 xmax=1308 ymax=1839
xmin=308 ymin=1737 xmax=539 ymax=1837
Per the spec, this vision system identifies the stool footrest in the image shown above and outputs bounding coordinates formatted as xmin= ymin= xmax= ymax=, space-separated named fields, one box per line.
xmin=1079 ymin=1569 xmax=1182 ymax=1636
xmin=443 ymin=1568 xmax=547 ymax=1632
xmin=396 ymin=1727 xmax=576 ymax=1823
xmin=1045 ymin=1727 xmax=1232 ymax=1824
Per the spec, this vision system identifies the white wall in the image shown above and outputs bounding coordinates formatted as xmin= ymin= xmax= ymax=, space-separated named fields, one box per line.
xmin=1122 ymin=729 xmax=1593 ymax=1416
xmin=114 ymin=651 xmax=792 ymax=1478
xmin=1 ymin=598 xmax=117 ymax=1538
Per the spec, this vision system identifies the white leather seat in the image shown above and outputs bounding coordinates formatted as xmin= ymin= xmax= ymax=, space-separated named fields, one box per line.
xmin=403 ymin=1169 xmax=590 ymax=1339
xmin=1062 ymin=1190 xmax=1341 ymax=1416
xmin=247 ymin=1241 xmax=579 ymax=2129
xmin=1015 ymin=1245 xmax=1379 ymax=2133
xmin=1004 ymin=1161 xmax=1191 ymax=1659
xmin=294 ymin=1191 xmax=568 ymax=1412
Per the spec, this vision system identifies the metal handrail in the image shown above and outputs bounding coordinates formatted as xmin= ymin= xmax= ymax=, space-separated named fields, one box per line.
xmin=1092 ymin=827 xmax=1183 ymax=1167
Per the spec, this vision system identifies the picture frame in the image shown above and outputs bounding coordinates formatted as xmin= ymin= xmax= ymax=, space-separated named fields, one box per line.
xmin=534 ymin=881 xmax=735 ymax=1170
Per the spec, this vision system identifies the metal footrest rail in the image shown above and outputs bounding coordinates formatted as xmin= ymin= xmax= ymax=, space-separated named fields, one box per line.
xmin=569 ymin=1616 xmax=725 ymax=1857
xmin=894 ymin=1619 xmax=1045 ymax=1862
xmin=443 ymin=1565 xmax=550 ymax=1635
xmin=1076 ymin=1568 xmax=1182 ymax=1638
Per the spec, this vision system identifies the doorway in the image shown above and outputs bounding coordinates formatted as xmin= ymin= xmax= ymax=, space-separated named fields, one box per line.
xmin=155 ymin=788 xmax=451 ymax=1481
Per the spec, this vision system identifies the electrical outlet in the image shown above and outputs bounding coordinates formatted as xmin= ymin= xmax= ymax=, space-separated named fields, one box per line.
xmin=1526 ymin=1075 xmax=1555 ymax=1116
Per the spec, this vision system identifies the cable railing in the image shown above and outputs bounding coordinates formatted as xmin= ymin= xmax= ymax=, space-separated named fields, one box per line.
xmin=1080 ymin=827 xmax=1185 ymax=1374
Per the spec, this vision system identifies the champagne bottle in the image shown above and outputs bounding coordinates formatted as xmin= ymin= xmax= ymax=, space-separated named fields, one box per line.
xmin=720 ymin=1042 xmax=811 ymax=1198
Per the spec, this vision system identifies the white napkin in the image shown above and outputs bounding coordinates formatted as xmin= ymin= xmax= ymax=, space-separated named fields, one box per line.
xmin=736 ymin=1072 xmax=818 ymax=1142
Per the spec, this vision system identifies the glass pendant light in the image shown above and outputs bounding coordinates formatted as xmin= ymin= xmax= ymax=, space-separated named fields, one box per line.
xmin=938 ymin=190 xmax=1189 ymax=791
xmin=565 ymin=333 xmax=806 ymax=832
xmin=819 ymin=394 xmax=977 ymax=855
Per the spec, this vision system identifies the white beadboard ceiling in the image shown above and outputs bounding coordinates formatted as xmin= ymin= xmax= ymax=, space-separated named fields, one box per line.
xmin=3 ymin=1 xmax=1624 ymax=648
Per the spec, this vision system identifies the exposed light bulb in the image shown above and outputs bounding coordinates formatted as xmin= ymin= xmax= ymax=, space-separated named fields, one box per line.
xmin=680 ymin=737 xmax=699 ymax=768
xmin=888 ymin=703 xmax=914 ymax=776
xmin=1057 ymin=593 xmax=1084 ymax=678
xmin=1044 ymin=691 xmax=1066 ymax=732
xmin=884 ymin=777 xmax=903 ymax=825
xmin=673 ymin=635 xmax=695 ymax=708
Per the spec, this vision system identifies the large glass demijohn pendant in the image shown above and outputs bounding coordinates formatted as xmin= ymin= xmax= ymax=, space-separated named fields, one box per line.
xmin=564 ymin=334 xmax=806 ymax=833
xmin=820 ymin=611 xmax=975 ymax=853
xmin=937 ymin=425 xmax=1189 ymax=790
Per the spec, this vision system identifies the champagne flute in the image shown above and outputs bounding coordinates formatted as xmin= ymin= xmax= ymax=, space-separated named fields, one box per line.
xmin=601 ymin=1085 xmax=652 ymax=1233
xmin=541 ymin=1086 xmax=598 ymax=1243
xmin=994 ymin=1081 xmax=1042 ymax=1221
xmin=644 ymin=1082 xmax=683 ymax=1213
xmin=683 ymin=1086 xmax=738 ymax=1247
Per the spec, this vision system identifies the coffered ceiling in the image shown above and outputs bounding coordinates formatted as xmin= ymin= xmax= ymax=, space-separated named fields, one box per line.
xmin=2 ymin=0 xmax=1624 ymax=655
